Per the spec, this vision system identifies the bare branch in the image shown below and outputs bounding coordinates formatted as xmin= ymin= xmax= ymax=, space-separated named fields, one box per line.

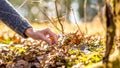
xmin=54 ymin=0 xmax=64 ymax=34
xmin=84 ymin=0 xmax=87 ymax=22
xmin=18 ymin=0 xmax=28 ymax=9
xmin=84 ymin=0 xmax=88 ymax=34
xmin=38 ymin=8 xmax=62 ymax=32
xmin=31 ymin=1 xmax=62 ymax=32
xmin=71 ymin=8 xmax=83 ymax=35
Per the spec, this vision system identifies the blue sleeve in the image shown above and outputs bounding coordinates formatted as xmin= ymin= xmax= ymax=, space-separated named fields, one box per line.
xmin=0 ymin=0 xmax=32 ymax=38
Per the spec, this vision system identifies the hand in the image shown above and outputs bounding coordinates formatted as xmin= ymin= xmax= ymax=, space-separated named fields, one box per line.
xmin=25 ymin=27 xmax=58 ymax=45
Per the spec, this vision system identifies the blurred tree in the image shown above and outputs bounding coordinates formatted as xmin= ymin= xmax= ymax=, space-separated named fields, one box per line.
xmin=64 ymin=0 xmax=72 ymax=20
xmin=78 ymin=0 xmax=91 ymax=21
xmin=25 ymin=0 xmax=49 ymax=22
xmin=8 ymin=0 xmax=105 ymax=22
xmin=78 ymin=0 xmax=104 ymax=21
xmin=103 ymin=0 xmax=120 ymax=65
xmin=25 ymin=0 xmax=35 ymax=22
xmin=52 ymin=0 xmax=72 ymax=21
xmin=8 ymin=0 xmax=35 ymax=22
xmin=78 ymin=0 xmax=84 ymax=19
xmin=8 ymin=0 xmax=50 ymax=23
xmin=97 ymin=0 xmax=104 ymax=22
xmin=103 ymin=0 xmax=116 ymax=64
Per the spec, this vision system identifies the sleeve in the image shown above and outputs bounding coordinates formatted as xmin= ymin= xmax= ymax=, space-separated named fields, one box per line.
xmin=0 ymin=0 xmax=32 ymax=38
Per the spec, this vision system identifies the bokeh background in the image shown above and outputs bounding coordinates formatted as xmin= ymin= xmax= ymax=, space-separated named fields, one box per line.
xmin=0 ymin=0 xmax=120 ymax=68
xmin=8 ymin=0 xmax=104 ymax=23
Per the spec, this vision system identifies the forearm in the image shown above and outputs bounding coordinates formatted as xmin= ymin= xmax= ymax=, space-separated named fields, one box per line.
xmin=0 ymin=0 xmax=32 ymax=38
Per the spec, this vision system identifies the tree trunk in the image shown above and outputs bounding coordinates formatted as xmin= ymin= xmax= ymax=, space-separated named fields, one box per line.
xmin=103 ymin=0 xmax=116 ymax=64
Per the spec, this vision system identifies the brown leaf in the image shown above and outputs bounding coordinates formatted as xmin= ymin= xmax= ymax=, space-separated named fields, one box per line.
xmin=15 ymin=60 xmax=28 ymax=68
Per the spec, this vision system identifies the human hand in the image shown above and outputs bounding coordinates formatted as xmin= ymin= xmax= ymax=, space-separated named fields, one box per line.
xmin=25 ymin=28 xmax=58 ymax=45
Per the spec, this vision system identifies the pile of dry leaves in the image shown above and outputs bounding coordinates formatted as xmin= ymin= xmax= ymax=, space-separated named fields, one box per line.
xmin=0 ymin=32 xmax=105 ymax=68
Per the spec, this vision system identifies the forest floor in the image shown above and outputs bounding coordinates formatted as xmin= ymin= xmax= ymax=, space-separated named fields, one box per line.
xmin=0 ymin=19 xmax=120 ymax=68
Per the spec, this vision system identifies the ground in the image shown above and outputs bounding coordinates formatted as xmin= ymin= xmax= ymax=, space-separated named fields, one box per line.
xmin=0 ymin=18 xmax=120 ymax=68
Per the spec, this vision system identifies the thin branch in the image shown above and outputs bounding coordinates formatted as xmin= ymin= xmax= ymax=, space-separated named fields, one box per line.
xmin=31 ymin=1 xmax=62 ymax=32
xmin=38 ymin=8 xmax=62 ymax=32
xmin=54 ymin=0 xmax=64 ymax=34
xmin=83 ymin=0 xmax=88 ymax=34
xmin=18 ymin=0 xmax=28 ymax=9
xmin=84 ymin=0 xmax=87 ymax=22
xmin=71 ymin=8 xmax=83 ymax=35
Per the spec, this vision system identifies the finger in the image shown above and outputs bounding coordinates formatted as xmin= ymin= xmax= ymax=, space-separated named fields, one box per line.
xmin=43 ymin=37 xmax=52 ymax=45
xmin=47 ymin=30 xmax=58 ymax=45
xmin=38 ymin=34 xmax=52 ymax=45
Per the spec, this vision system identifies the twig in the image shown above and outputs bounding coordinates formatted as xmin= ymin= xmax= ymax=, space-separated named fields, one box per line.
xmin=84 ymin=0 xmax=88 ymax=34
xmin=84 ymin=0 xmax=87 ymax=22
xmin=54 ymin=0 xmax=64 ymax=34
xmin=39 ymin=8 xmax=62 ymax=32
xmin=71 ymin=8 xmax=83 ymax=35
xmin=31 ymin=1 xmax=62 ymax=33
xmin=18 ymin=0 xmax=28 ymax=9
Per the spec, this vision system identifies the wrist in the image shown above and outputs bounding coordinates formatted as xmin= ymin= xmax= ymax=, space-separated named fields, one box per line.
xmin=25 ymin=27 xmax=34 ymax=38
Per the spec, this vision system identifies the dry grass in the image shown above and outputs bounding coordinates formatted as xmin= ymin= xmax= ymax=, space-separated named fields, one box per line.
xmin=31 ymin=19 xmax=106 ymax=36
xmin=0 ymin=18 xmax=119 ymax=37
